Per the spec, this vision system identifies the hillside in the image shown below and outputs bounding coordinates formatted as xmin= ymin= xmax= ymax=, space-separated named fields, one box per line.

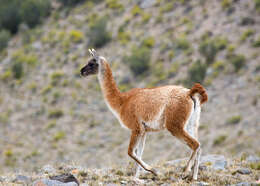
xmin=0 ymin=0 xmax=259 ymax=179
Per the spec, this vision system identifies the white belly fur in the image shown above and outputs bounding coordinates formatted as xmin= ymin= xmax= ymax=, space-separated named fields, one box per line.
xmin=141 ymin=105 xmax=166 ymax=130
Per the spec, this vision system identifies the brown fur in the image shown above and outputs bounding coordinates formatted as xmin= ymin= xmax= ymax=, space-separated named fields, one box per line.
xmin=189 ymin=83 xmax=208 ymax=104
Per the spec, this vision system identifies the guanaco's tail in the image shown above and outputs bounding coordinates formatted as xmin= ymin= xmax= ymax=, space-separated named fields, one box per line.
xmin=189 ymin=83 xmax=208 ymax=105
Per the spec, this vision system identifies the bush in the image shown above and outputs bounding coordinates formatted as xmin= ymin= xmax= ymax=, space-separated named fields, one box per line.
xmin=11 ymin=61 xmax=24 ymax=79
xmin=240 ymin=29 xmax=255 ymax=42
xmin=58 ymin=0 xmax=85 ymax=6
xmin=0 ymin=30 xmax=11 ymax=52
xmin=221 ymin=0 xmax=231 ymax=9
xmin=229 ymin=54 xmax=246 ymax=72
xmin=0 ymin=0 xmax=51 ymax=33
xmin=213 ymin=135 xmax=227 ymax=146
xmin=226 ymin=115 xmax=242 ymax=124
xmin=142 ymin=37 xmax=155 ymax=48
xmin=253 ymin=36 xmax=260 ymax=47
xmin=0 ymin=0 xmax=21 ymax=34
xmin=199 ymin=39 xmax=218 ymax=65
xmin=48 ymin=109 xmax=64 ymax=118
xmin=20 ymin=0 xmax=51 ymax=28
xmin=53 ymin=131 xmax=65 ymax=141
xmin=187 ymin=60 xmax=207 ymax=84
xmin=69 ymin=30 xmax=83 ymax=43
xmin=255 ymin=0 xmax=260 ymax=12
xmin=124 ymin=45 xmax=151 ymax=76
xmin=176 ymin=35 xmax=190 ymax=50
xmin=131 ymin=5 xmax=142 ymax=16
xmin=105 ymin=0 xmax=123 ymax=10
xmin=88 ymin=16 xmax=112 ymax=48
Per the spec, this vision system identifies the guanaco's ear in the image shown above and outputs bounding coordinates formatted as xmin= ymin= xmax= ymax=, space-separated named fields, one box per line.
xmin=88 ymin=48 xmax=98 ymax=59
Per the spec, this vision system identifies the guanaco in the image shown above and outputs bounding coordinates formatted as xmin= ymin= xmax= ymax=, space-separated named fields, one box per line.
xmin=80 ymin=49 xmax=208 ymax=180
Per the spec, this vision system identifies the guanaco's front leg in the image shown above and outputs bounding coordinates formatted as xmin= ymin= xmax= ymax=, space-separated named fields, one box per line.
xmin=128 ymin=130 xmax=157 ymax=176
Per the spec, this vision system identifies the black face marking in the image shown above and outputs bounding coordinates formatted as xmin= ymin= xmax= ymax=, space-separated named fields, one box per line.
xmin=80 ymin=58 xmax=99 ymax=77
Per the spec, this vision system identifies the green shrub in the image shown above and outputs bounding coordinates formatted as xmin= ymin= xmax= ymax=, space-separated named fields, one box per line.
xmin=187 ymin=60 xmax=207 ymax=84
xmin=226 ymin=115 xmax=242 ymax=124
xmin=213 ymin=135 xmax=227 ymax=146
xmin=58 ymin=0 xmax=85 ymax=6
xmin=105 ymin=0 xmax=123 ymax=10
xmin=160 ymin=2 xmax=174 ymax=13
xmin=20 ymin=0 xmax=51 ymax=28
xmin=69 ymin=30 xmax=83 ymax=43
xmin=11 ymin=61 xmax=24 ymax=79
xmin=142 ymin=37 xmax=155 ymax=48
xmin=124 ymin=45 xmax=151 ymax=76
xmin=250 ymin=162 xmax=260 ymax=170
xmin=255 ymin=0 xmax=260 ymax=12
xmin=88 ymin=16 xmax=112 ymax=48
xmin=131 ymin=5 xmax=142 ymax=16
xmin=51 ymin=71 xmax=65 ymax=86
xmin=48 ymin=109 xmax=64 ymax=118
xmin=253 ymin=36 xmax=260 ymax=47
xmin=0 ymin=0 xmax=21 ymax=33
xmin=228 ymin=54 xmax=246 ymax=72
xmin=142 ymin=12 xmax=151 ymax=23
xmin=221 ymin=0 xmax=231 ymax=9
xmin=0 ymin=30 xmax=11 ymax=52
xmin=212 ymin=61 xmax=225 ymax=71
xmin=12 ymin=50 xmax=38 ymax=66
xmin=176 ymin=35 xmax=190 ymax=50
xmin=117 ymin=31 xmax=131 ymax=45
xmin=240 ymin=29 xmax=255 ymax=42
xmin=214 ymin=37 xmax=228 ymax=50
xmin=53 ymin=131 xmax=65 ymax=141
xmin=199 ymin=39 xmax=218 ymax=65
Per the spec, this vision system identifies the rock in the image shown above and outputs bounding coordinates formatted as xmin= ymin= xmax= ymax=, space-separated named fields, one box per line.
xmin=200 ymin=154 xmax=227 ymax=170
xmin=235 ymin=182 xmax=257 ymax=186
xmin=33 ymin=178 xmax=78 ymax=186
xmin=13 ymin=175 xmax=31 ymax=184
xmin=140 ymin=0 xmax=156 ymax=9
xmin=166 ymin=158 xmax=187 ymax=166
xmin=236 ymin=168 xmax=252 ymax=175
xmin=42 ymin=165 xmax=56 ymax=174
xmin=167 ymin=154 xmax=227 ymax=171
xmin=246 ymin=155 xmax=260 ymax=163
xmin=199 ymin=165 xmax=207 ymax=171
xmin=193 ymin=181 xmax=210 ymax=186
xmin=50 ymin=173 xmax=79 ymax=185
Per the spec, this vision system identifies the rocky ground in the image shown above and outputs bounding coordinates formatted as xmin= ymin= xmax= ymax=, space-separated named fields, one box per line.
xmin=0 ymin=154 xmax=259 ymax=185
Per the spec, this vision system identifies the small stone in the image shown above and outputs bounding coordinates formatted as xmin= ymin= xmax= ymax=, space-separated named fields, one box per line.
xmin=42 ymin=165 xmax=56 ymax=174
xmin=194 ymin=181 xmax=210 ymax=186
xmin=200 ymin=154 xmax=227 ymax=170
xmin=170 ymin=177 xmax=178 ymax=182
xmin=235 ymin=182 xmax=254 ymax=186
xmin=33 ymin=179 xmax=78 ymax=186
xmin=140 ymin=0 xmax=156 ymax=9
xmin=13 ymin=175 xmax=31 ymax=184
xmin=50 ymin=173 xmax=79 ymax=185
xmin=236 ymin=168 xmax=252 ymax=175
xmin=120 ymin=180 xmax=127 ymax=184
xmin=246 ymin=155 xmax=260 ymax=163
xmin=199 ymin=165 xmax=207 ymax=171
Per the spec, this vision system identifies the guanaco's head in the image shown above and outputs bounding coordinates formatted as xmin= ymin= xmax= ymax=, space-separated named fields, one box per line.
xmin=81 ymin=49 xmax=99 ymax=77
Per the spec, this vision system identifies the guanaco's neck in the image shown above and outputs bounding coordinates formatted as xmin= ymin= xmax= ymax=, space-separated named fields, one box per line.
xmin=97 ymin=58 xmax=123 ymax=113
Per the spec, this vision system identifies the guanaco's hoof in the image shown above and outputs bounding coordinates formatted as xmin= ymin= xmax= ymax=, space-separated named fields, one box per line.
xmin=150 ymin=168 xmax=159 ymax=176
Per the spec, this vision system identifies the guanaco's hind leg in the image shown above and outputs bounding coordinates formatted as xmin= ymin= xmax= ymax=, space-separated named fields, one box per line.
xmin=168 ymin=128 xmax=201 ymax=180
xmin=128 ymin=130 xmax=157 ymax=176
